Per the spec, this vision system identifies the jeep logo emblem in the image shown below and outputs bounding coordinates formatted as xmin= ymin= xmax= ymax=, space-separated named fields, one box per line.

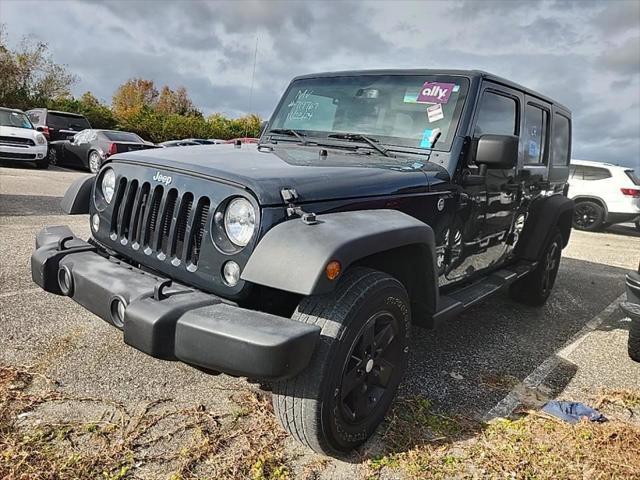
xmin=153 ymin=172 xmax=172 ymax=185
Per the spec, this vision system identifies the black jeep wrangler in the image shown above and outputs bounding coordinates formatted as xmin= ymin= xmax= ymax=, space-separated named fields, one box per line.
xmin=31 ymin=70 xmax=574 ymax=456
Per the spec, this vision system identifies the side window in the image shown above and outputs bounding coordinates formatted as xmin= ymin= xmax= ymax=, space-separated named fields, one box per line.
xmin=473 ymin=91 xmax=518 ymax=138
xmin=582 ymin=166 xmax=611 ymax=181
xmin=27 ymin=111 xmax=42 ymax=124
xmin=523 ymin=104 xmax=548 ymax=164
xmin=569 ymin=166 xmax=576 ymax=178
xmin=552 ymin=113 xmax=571 ymax=166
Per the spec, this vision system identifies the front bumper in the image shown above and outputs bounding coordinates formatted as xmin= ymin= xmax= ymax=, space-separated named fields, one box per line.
xmin=0 ymin=144 xmax=47 ymax=161
xmin=31 ymin=225 xmax=320 ymax=379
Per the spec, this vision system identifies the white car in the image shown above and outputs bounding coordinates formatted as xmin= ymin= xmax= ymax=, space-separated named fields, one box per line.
xmin=0 ymin=107 xmax=49 ymax=169
xmin=568 ymin=159 xmax=640 ymax=231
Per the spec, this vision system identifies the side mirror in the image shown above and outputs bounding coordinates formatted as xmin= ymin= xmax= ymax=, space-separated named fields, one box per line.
xmin=259 ymin=120 xmax=268 ymax=137
xmin=36 ymin=126 xmax=45 ymax=132
xmin=474 ymin=134 xmax=518 ymax=169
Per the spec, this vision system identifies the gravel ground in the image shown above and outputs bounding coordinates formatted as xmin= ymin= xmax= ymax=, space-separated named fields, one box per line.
xmin=1 ymin=163 xmax=639 ymax=478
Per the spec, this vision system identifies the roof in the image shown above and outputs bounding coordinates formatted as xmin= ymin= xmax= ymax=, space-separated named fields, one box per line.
xmin=291 ymin=69 xmax=570 ymax=112
xmin=0 ymin=107 xmax=25 ymax=113
xmin=571 ymin=159 xmax=630 ymax=170
xmin=25 ymin=108 xmax=86 ymax=118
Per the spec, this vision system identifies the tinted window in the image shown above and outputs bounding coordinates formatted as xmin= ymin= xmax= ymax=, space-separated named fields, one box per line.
xmin=572 ymin=165 xmax=611 ymax=181
xmin=625 ymin=170 xmax=639 ymax=186
xmin=103 ymin=131 xmax=143 ymax=142
xmin=47 ymin=113 xmax=91 ymax=130
xmin=552 ymin=113 xmax=571 ymax=166
xmin=523 ymin=104 xmax=548 ymax=164
xmin=473 ymin=91 xmax=518 ymax=137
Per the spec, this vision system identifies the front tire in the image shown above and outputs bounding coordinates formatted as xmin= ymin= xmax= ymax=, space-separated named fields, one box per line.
xmin=510 ymin=229 xmax=563 ymax=306
xmin=34 ymin=157 xmax=49 ymax=169
xmin=634 ymin=218 xmax=640 ymax=232
xmin=622 ymin=302 xmax=640 ymax=362
xmin=88 ymin=151 xmax=102 ymax=174
xmin=272 ymin=267 xmax=410 ymax=456
xmin=573 ymin=201 xmax=605 ymax=231
xmin=48 ymin=147 xmax=58 ymax=166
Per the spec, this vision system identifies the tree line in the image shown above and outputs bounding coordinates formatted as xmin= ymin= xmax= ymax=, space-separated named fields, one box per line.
xmin=0 ymin=26 xmax=261 ymax=142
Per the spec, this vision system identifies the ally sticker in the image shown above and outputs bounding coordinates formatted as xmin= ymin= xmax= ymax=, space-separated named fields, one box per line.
xmin=417 ymin=82 xmax=455 ymax=104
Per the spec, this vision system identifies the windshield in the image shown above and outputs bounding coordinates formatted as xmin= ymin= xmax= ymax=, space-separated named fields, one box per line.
xmin=268 ymin=74 xmax=469 ymax=152
xmin=103 ymin=131 xmax=143 ymax=142
xmin=0 ymin=110 xmax=33 ymax=129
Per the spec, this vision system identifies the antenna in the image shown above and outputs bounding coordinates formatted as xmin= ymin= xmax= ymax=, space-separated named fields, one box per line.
xmin=244 ymin=33 xmax=259 ymax=139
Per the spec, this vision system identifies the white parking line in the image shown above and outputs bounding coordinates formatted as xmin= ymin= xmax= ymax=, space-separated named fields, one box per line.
xmin=482 ymin=293 xmax=626 ymax=422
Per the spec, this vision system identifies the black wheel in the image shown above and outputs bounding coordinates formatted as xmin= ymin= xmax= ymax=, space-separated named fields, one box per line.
xmin=634 ymin=218 xmax=640 ymax=232
xmin=88 ymin=151 xmax=102 ymax=174
xmin=34 ymin=157 xmax=49 ymax=169
xmin=48 ymin=147 xmax=58 ymax=166
xmin=573 ymin=201 xmax=605 ymax=231
xmin=272 ymin=267 xmax=410 ymax=456
xmin=510 ymin=229 xmax=563 ymax=306
xmin=622 ymin=302 xmax=640 ymax=362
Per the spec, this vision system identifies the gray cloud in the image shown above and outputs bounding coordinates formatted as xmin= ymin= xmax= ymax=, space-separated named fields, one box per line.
xmin=1 ymin=0 xmax=638 ymax=167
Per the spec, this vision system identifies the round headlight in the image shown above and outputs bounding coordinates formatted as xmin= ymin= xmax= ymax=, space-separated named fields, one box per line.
xmin=224 ymin=197 xmax=256 ymax=247
xmin=101 ymin=168 xmax=116 ymax=204
xmin=35 ymin=133 xmax=47 ymax=145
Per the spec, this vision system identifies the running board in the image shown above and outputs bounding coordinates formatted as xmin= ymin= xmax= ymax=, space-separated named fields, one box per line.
xmin=431 ymin=261 xmax=537 ymax=325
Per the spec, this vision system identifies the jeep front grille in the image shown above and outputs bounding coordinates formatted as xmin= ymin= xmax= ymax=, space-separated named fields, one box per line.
xmin=110 ymin=178 xmax=210 ymax=268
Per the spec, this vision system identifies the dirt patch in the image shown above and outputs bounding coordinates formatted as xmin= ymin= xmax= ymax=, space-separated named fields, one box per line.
xmin=364 ymin=394 xmax=640 ymax=479
xmin=0 ymin=364 xmax=290 ymax=480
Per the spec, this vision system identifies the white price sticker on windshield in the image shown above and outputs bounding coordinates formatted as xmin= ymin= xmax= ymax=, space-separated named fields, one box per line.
xmin=427 ymin=103 xmax=444 ymax=123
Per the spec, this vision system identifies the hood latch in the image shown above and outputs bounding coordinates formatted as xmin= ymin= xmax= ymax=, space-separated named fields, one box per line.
xmin=281 ymin=188 xmax=318 ymax=225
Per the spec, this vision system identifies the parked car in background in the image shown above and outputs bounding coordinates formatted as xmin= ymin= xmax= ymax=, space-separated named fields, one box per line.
xmin=0 ymin=107 xmax=48 ymax=168
xmin=182 ymin=138 xmax=218 ymax=145
xmin=49 ymin=129 xmax=156 ymax=173
xmin=568 ymin=159 xmax=640 ymax=231
xmin=223 ymin=137 xmax=259 ymax=144
xmin=26 ymin=108 xmax=92 ymax=142
xmin=207 ymin=138 xmax=226 ymax=144
xmin=158 ymin=140 xmax=201 ymax=148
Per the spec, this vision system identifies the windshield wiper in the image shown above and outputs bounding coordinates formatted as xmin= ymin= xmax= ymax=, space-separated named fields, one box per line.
xmin=327 ymin=133 xmax=393 ymax=157
xmin=268 ymin=128 xmax=308 ymax=144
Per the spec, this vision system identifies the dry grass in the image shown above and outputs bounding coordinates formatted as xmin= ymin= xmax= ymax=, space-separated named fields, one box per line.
xmin=365 ymin=394 xmax=640 ymax=480
xmin=0 ymin=364 xmax=290 ymax=480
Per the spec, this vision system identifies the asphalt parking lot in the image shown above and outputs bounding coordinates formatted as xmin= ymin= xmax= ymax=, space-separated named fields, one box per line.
xmin=1 ymin=162 xmax=639 ymax=478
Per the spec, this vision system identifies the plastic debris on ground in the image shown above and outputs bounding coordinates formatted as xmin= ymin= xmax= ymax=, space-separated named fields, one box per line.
xmin=542 ymin=400 xmax=607 ymax=424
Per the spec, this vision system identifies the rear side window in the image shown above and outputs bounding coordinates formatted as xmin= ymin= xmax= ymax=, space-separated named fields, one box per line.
xmin=473 ymin=91 xmax=518 ymax=137
xmin=523 ymin=104 xmax=548 ymax=165
xmin=103 ymin=131 xmax=143 ymax=142
xmin=27 ymin=110 xmax=42 ymax=124
xmin=551 ymin=113 xmax=571 ymax=166
xmin=572 ymin=165 xmax=611 ymax=181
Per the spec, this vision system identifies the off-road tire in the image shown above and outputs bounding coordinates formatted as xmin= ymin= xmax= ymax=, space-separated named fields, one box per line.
xmin=623 ymin=302 xmax=640 ymax=362
xmin=510 ymin=229 xmax=563 ymax=306
xmin=573 ymin=200 xmax=605 ymax=231
xmin=48 ymin=147 xmax=57 ymax=166
xmin=272 ymin=267 xmax=411 ymax=456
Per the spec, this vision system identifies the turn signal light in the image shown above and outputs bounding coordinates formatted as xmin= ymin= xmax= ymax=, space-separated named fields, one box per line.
xmin=621 ymin=188 xmax=640 ymax=197
xmin=326 ymin=260 xmax=341 ymax=280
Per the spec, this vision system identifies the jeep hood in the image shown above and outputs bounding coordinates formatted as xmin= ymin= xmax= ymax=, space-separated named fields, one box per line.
xmin=115 ymin=144 xmax=445 ymax=205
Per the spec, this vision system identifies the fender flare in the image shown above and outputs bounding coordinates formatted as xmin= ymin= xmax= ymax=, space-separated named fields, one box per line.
xmin=515 ymin=194 xmax=574 ymax=261
xmin=242 ymin=209 xmax=438 ymax=308
xmin=60 ymin=175 xmax=94 ymax=215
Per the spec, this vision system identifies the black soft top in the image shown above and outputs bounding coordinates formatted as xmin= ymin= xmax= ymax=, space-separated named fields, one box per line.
xmin=292 ymin=69 xmax=570 ymax=114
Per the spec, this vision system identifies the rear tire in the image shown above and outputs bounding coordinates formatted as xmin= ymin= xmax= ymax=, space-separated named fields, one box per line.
xmin=510 ymin=229 xmax=563 ymax=306
xmin=88 ymin=151 xmax=102 ymax=174
xmin=272 ymin=267 xmax=410 ymax=456
xmin=573 ymin=201 xmax=605 ymax=231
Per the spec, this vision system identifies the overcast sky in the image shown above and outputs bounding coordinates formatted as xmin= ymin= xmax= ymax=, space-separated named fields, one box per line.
xmin=2 ymin=0 xmax=639 ymax=167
